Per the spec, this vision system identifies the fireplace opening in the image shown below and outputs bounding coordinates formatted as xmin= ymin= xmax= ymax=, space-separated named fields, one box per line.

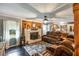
xmin=30 ymin=32 xmax=39 ymax=40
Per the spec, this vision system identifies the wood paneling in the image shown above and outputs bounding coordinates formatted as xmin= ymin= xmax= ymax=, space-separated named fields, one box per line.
xmin=22 ymin=21 xmax=32 ymax=29
xmin=22 ymin=20 xmax=42 ymax=35
xmin=22 ymin=20 xmax=42 ymax=29
xmin=73 ymin=3 xmax=79 ymax=56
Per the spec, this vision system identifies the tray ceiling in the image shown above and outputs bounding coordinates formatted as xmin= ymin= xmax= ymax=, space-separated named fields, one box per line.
xmin=0 ymin=3 xmax=73 ymax=20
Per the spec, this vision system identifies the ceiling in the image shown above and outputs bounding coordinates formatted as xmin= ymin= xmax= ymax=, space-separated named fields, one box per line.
xmin=0 ymin=3 xmax=74 ymax=22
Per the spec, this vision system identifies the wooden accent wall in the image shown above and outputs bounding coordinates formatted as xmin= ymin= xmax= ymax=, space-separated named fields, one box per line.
xmin=73 ymin=3 xmax=79 ymax=56
xmin=22 ymin=20 xmax=42 ymax=35
xmin=22 ymin=20 xmax=42 ymax=29
xmin=22 ymin=21 xmax=32 ymax=29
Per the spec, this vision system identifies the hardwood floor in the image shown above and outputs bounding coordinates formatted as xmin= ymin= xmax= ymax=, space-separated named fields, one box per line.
xmin=5 ymin=46 xmax=30 ymax=56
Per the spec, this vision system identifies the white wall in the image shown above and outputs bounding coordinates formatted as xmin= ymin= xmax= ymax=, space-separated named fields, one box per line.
xmin=51 ymin=18 xmax=74 ymax=24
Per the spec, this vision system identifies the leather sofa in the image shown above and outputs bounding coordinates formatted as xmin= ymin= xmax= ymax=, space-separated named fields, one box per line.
xmin=41 ymin=41 xmax=74 ymax=56
xmin=41 ymin=31 xmax=74 ymax=56
xmin=42 ymin=31 xmax=66 ymax=44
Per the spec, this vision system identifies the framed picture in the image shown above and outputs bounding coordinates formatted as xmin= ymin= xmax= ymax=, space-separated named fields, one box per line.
xmin=9 ymin=29 xmax=16 ymax=35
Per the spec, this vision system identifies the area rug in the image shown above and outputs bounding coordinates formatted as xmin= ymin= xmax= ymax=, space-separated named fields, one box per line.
xmin=23 ymin=41 xmax=51 ymax=56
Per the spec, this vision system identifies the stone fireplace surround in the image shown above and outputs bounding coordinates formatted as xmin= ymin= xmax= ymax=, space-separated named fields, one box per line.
xmin=24 ymin=29 xmax=42 ymax=44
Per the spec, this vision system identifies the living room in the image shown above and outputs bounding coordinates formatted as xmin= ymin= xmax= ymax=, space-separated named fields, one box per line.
xmin=0 ymin=3 xmax=75 ymax=56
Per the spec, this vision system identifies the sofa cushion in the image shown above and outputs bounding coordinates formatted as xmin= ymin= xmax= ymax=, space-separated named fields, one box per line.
xmin=54 ymin=45 xmax=73 ymax=56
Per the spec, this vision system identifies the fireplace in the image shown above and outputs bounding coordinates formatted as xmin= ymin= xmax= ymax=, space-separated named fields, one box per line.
xmin=25 ymin=29 xmax=42 ymax=44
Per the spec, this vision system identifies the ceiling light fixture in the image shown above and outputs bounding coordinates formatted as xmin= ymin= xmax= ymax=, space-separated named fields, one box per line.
xmin=43 ymin=16 xmax=49 ymax=24
xmin=44 ymin=16 xmax=48 ymax=21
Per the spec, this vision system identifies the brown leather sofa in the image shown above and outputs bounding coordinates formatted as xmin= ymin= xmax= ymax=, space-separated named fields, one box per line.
xmin=53 ymin=45 xmax=73 ymax=56
xmin=42 ymin=35 xmax=60 ymax=44
xmin=41 ymin=44 xmax=74 ymax=56
xmin=42 ymin=31 xmax=74 ymax=56
xmin=42 ymin=31 xmax=66 ymax=44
